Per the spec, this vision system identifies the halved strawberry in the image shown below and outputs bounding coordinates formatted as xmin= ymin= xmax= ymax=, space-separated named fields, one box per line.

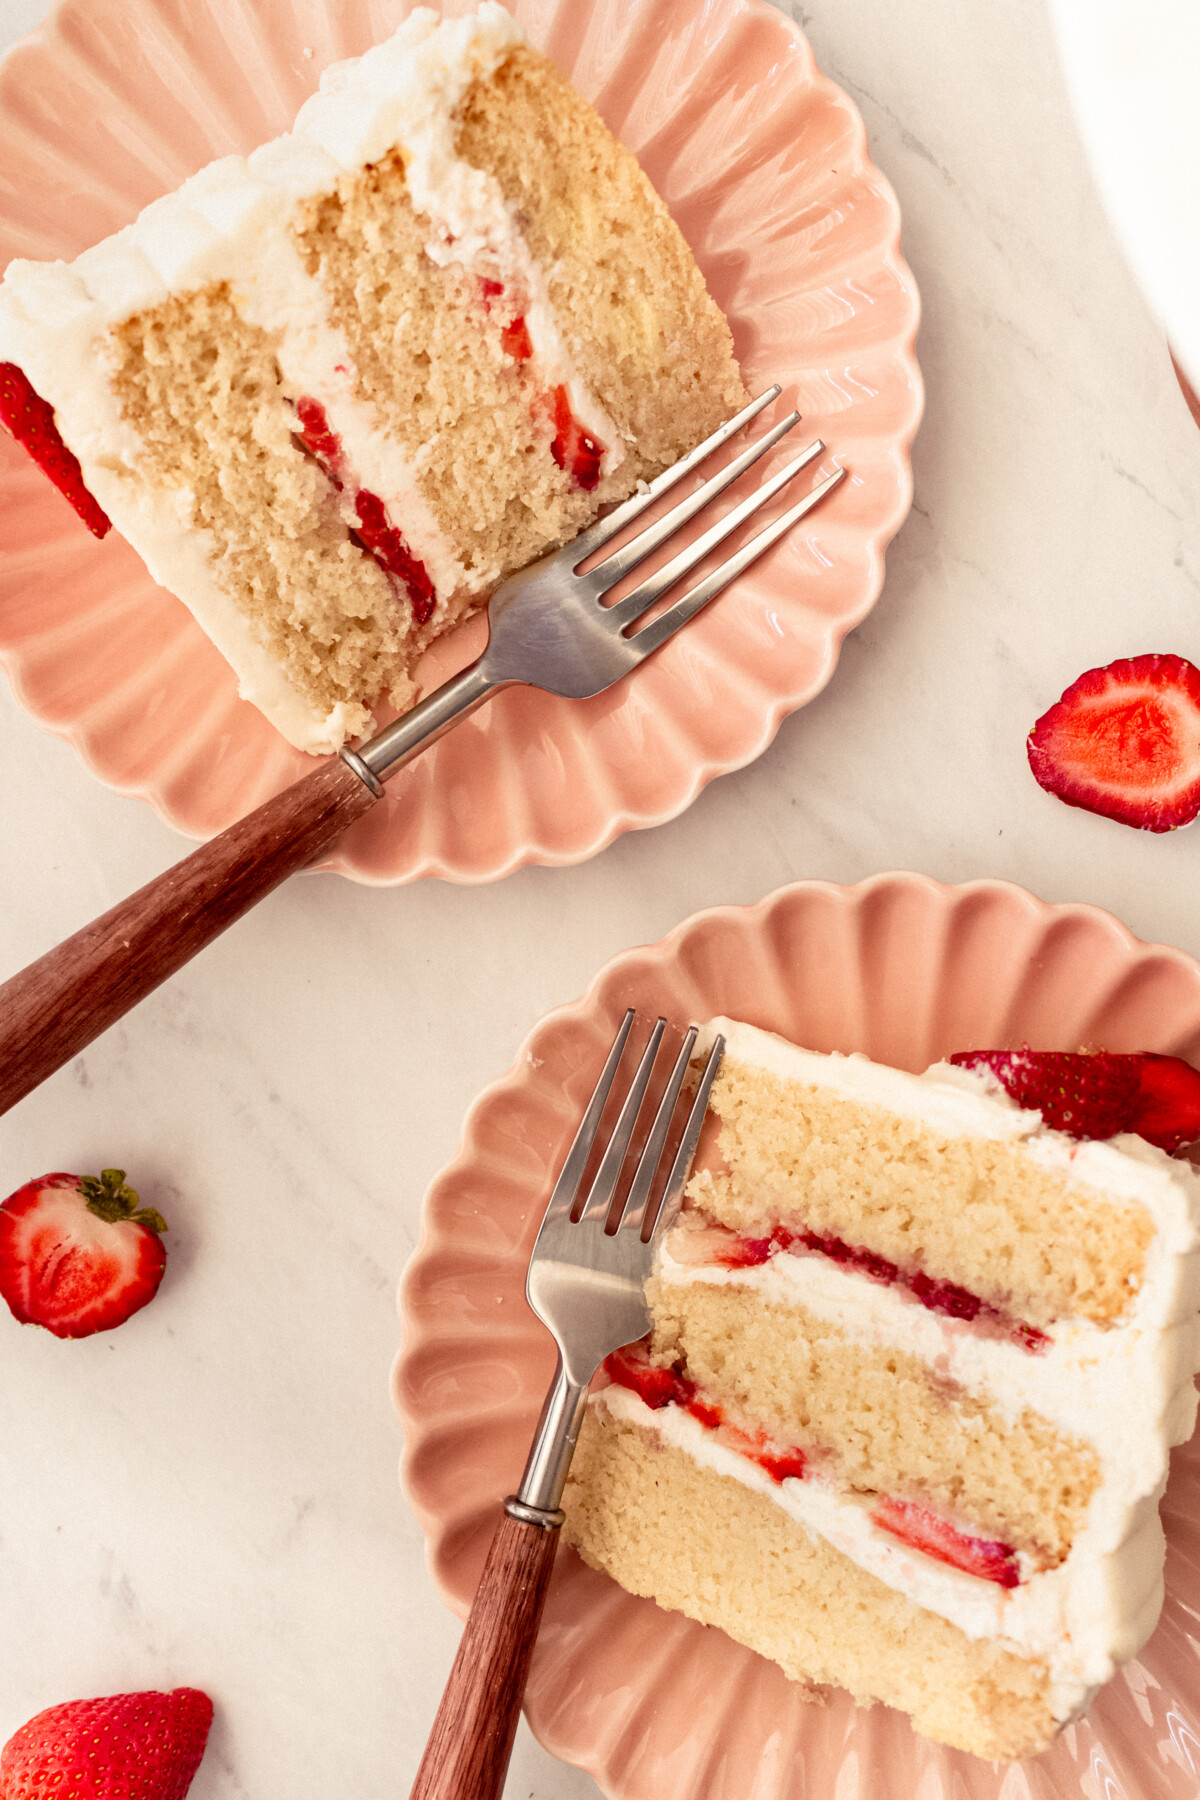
xmin=872 ymin=1495 xmax=1020 ymax=1588
xmin=950 ymin=1048 xmax=1200 ymax=1152
xmin=1027 ymin=653 xmax=1200 ymax=831
xmin=0 ymin=361 xmax=111 ymax=538
xmin=0 ymin=1686 xmax=211 ymax=1800
xmin=0 ymin=1169 xmax=168 ymax=1339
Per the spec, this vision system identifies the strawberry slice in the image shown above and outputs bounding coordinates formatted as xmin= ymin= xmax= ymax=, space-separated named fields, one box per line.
xmin=549 ymin=385 xmax=605 ymax=490
xmin=352 ymin=489 xmax=437 ymax=625
xmin=477 ymin=278 xmax=534 ymax=361
xmin=500 ymin=315 xmax=533 ymax=362
xmin=294 ymin=393 xmax=345 ymax=479
xmin=1027 ymin=653 xmax=1200 ymax=831
xmin=872 ymin=1496 xmax=1020 ymax=1588
xmin=604 ymin=1338 xmax=693 ymax=1410
xmin=950 ymin=1048 xmax=1200 ymax=1152
xmin=0 ymin=1686 xmax=212 ymax=1800
xmin=0 ymin=1169 xmax=168 ymax=1339
xmin=606 ymin=1339 xmax=809 ymax=1482
xmin=0 ymin=361 xmax=111 ymax=538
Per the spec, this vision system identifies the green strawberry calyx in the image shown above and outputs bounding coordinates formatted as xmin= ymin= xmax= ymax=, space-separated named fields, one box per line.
xmin=79 ymin=1169 xmax=168 ymax=1235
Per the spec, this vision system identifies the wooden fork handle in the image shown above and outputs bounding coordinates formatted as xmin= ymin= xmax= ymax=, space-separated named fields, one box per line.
xmin=0 ymin=757 xmax=379 ymax=1118
xmin=410 ymin=1511 xmax=560 ymax=1800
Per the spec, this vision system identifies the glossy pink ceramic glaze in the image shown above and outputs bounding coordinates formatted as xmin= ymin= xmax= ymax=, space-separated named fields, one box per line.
xmin=395 ymin=873 xmax=1200 ymax=1797
xmin=0 ymin=0 xmax=921 ymax=884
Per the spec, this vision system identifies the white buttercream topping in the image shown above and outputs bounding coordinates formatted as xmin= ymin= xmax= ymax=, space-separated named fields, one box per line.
xmin=0 ymin=5 xmax=621 ymax=751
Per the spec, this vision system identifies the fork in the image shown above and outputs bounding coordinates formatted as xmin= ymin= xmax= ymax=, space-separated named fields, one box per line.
xmin=408 ymin=1010 xmax=725 ymax=1800
xmin=0 ymin=393 xmax=841 ymax=1116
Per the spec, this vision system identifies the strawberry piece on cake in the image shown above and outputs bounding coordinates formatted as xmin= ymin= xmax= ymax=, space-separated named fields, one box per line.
xmin=1027 ymin=653 xmax=1200 ymax=831
xmin=0 ymin=1168 xmax=168 ymax=1339
xmin=951 ymin=1047 xmax=1200 ymax=1152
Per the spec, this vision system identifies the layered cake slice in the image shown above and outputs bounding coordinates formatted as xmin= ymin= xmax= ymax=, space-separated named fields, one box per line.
xmin=564 ymin=1020 xmax=1200 ymax=1760
xmin=0 ymin=6 xmax=745 ymax=751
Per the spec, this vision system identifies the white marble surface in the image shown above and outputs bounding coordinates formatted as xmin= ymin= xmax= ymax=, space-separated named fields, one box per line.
xmin=2 ymin=1 xmax=1200 ymax=1794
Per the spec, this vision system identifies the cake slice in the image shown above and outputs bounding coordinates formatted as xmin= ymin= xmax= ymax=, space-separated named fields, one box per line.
xmin=0 ymin=6 xmax=745 ymax=752
xmin=563 ymin=1019 xmax=1200 ymax=1761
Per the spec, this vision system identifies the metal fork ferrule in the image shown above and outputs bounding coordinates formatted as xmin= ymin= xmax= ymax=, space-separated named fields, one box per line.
xmin=353 ymin=659 xmax=497 ymax=787
xmin=337 ymin=747 xmax=384 ymax=799
xmin=504 ymin=1496 xmax=565 ymax=1531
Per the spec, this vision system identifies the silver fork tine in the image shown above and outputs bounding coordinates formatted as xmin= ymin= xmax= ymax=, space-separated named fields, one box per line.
xmin=539 ymin=1008 xmax=636 ymax=1225
xmin=617 ymin=1026 xmax=698 ymax=1236
xmin=648 ymin=1033 xmax=727 ymax=1244
xmin=629 ymin=464 xmax=847 ymax=659
xmin=607 ymin=438 xmax=829 ymax=630
xmin=576 ymin=1017 xmax=666 ymax=1223
xmin=565 ymin=385 xmax=783 ymax=565
xmin=581 ymin=414 xmax=807 ymax=595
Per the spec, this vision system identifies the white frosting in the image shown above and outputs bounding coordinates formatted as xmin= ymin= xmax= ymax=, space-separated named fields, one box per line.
xmin=637 ymin=1020 xmax=1200 ymax=1721
xmin=0 ymin=5 xmax=622 ymax=753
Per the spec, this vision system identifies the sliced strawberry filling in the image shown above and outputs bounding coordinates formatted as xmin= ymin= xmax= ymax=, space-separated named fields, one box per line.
xmin=0 ymin=361 xmax=111 ymax=538
xmin=352 ymin=490 xmax=436 ymax=625
xmin=604 ymin=1340 xmax=807 ymax=1486
xmin=501 ymin=317 xmax=534 ymax=362
xmin=550 ymin=385 xmax=604 ymax=490
xmin=605 ymin=1339 xmax=1021 ymax=1588
xmin=295 ymin=393 xmax=344 ymax=477
xmin=685 ymin=1218 xmax=1049 ymax=1352
xmin=478 ymin=277 xmax=534 ymax=362
xmin=476 ymin=287 xmax=604 ymax=485
xmin=871 ymin=1496 xmax=1020 ymax=1588
xmin=292 ymin=396 xmax=436 ymax=625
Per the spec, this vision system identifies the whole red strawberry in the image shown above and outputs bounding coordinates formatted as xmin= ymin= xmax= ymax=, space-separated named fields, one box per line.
xmin=1027 ymin=653 xmax=1200 ymax=831
xmin=0 ymin=1170 xmax=168 ymax=1339
xmin=0 ymin=361 xmax=111 ymax=538
xmin=950 ymin=1049 xmax=1200 ymax=1152
xmin=0 ymin=1687 xmax=212 ymax=1800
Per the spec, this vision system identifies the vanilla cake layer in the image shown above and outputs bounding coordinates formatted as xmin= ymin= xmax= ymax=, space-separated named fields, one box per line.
xmin=564 ymin=1019 xmax=1200 ymax=1757
xmin=564 ymin=1406 xmax=1058 ymax=1761
xmin=0 ymin=8 xmax=745 ymax=751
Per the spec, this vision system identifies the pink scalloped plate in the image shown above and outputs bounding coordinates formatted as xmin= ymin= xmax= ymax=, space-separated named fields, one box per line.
xmin=0 ymin=0 xmax=921 ymax=884
xmin=395 ymin=873 xmax=1200 ymax=1800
